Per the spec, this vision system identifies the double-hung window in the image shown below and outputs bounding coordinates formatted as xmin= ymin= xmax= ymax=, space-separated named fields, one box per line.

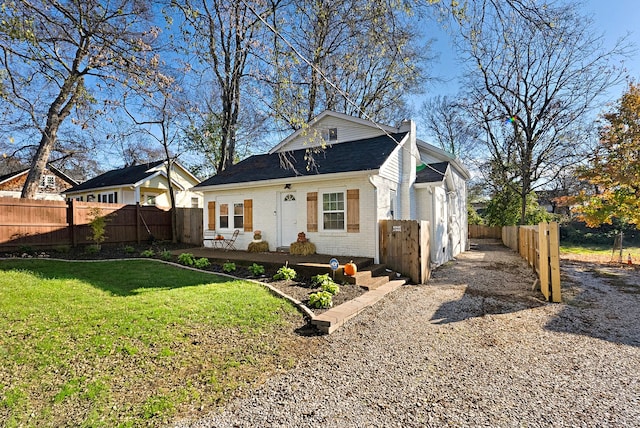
xmin=322 ymin=192 xmax=345 ymax=230
xmin=218 ymin=202 xmax=244 ymax=229
xmin=233 ymin=203 xmax=244 ymax=228
xmin=219 ymin=204 xmax=229 ymax=228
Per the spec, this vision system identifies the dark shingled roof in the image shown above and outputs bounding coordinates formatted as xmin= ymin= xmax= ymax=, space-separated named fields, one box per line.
xmin=0 ymin=169 xmax=27 ymax=183
xmin=195 ymin=132 xmax=407 ymax=187
xmin=415 ymin=161 xmax=449 ymax=183
xmin=66 ymin=161 xmax=164 ymax=193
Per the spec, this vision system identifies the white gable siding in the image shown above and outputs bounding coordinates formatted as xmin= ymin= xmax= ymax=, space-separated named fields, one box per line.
xmin=277 ymin=116 xmax=386 ymax=152
xmin=379 ymin=144 xmax=402 ymax=183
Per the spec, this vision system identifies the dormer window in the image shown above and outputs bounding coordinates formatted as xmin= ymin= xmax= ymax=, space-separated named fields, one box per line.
xmin=39 ymin=175 xmax=55 ymax=188
xmin=322 ymin=128 xmax=338 ymax=142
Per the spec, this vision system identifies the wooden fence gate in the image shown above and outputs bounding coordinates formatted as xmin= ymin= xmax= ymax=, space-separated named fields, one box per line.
xmin=379 ymin=219 xmax=430 ymax=284
xmin=176 ymin=207 xmax=203 ymax=246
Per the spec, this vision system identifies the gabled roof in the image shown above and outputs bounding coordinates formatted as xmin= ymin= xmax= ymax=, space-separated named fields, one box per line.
xmin=196 ymin=132 xmax=408 ymax=188
xmin=415 ymin=161 xmax=449 ymax=184
xmin=65 ymin=161 xmax=165 ymax=193
xmin=0 ymin=164 xmax=79 ymax=186
xmin=416 ymin=139 xmax=471 ymax=180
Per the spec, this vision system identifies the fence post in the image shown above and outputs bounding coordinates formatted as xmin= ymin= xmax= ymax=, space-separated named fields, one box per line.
xmin=136 ymin=203 xmax=141 ymax=245
xmin=67 ymin=199 xmax=77 ymax=247
xmin=538 ymin=222 xmax=550 ymax=301
xmin=549 ymin=222 xmax=562 ymax=302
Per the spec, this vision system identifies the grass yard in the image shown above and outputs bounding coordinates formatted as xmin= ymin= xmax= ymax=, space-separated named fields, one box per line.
xmin=0 ymin=259 xmax=308 ymax=427
xmin=561 ymin=244 xmax=640 ymax=264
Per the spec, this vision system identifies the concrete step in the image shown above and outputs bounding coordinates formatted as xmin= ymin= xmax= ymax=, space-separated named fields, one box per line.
xmin=311 ymin=279 xmax=407 ymax=334
xmin=337 ymin=263 xmax=400 ymax=289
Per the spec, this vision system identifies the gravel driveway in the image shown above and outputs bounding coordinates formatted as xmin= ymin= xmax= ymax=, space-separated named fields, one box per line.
xmin=174 ymin=239 xmax=640 ymax=427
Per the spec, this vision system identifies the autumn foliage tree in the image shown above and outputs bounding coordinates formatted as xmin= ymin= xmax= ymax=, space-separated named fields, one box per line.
xmin=575 ymin=83 xmax=640 ymax=228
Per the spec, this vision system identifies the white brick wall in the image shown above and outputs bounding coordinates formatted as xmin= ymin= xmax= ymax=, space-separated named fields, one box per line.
xmin=202 ymin=176 xmax=379 ymax=258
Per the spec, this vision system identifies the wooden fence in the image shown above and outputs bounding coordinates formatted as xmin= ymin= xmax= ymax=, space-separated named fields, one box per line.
xmin=379 ymin=219 xmax=430 ymax=284
xmin=503 ymin=222 xmax=561 ymax=302
xmin=468 ymin=224 xmax=502 ymax=239
xmin=0 ymin=197 xmax=203 ymax=250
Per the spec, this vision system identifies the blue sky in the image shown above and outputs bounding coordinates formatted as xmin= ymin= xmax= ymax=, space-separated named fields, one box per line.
xmin=417 ymin=0 xmax=640 ymax=104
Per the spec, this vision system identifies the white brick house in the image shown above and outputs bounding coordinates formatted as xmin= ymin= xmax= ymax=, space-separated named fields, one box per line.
xmin=194 ymin=110 xmax=470 ymax=265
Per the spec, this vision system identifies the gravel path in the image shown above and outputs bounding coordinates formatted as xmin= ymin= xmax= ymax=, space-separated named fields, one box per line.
xmin=173 ymin=240 xmax=640 ymax=427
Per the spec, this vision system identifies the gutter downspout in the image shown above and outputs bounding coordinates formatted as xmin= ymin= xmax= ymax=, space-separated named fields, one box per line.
xmin=369 ymin=175 xmax=380 ymax=264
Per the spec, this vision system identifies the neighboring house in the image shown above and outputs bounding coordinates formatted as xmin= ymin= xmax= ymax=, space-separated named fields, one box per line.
xmin=0 ymin=164 xmax=78 ymax=200
xmin=194 ymin=110 xmax=470 ymax=266
xmin=63 ymin=160 xmax=202 ymax=208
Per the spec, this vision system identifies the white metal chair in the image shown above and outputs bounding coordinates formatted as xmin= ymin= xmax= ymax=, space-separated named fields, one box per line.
xmin=223 ymin=229 xmax=240 ymax=251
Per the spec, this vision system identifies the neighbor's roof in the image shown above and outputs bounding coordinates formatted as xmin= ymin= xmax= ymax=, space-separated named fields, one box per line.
xmin=0 ymin=163 xmax=79 ymax=186
xmin=196 ymin=132 xmax=408 ymax=187
xmin=65 ymin=161 xmax=165 ymax=193
xmin=415 ymin=161 xmax=449 ymax=184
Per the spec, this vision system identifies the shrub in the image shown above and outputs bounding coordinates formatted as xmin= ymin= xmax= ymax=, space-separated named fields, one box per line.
xmin=308 ymin=291 xmax=333 ymax=308
xmin=178 ymin=253 xmax=195 ymax=266
xmin=123 ymin=245 xmax=135 ymax=254
xmin=87 ymin=207 xmax=109 ymax=249
xmin=159 ymin=250 xmax=172 ymax=261
xmin=311 ymin=273 xmax=333 ymax=287
xmin=53 ymin=245 xmax=71 ymax=254
xmin=223 ymin=261 xmax=236 ymax=273
xmin=140 ymin=249 xmax=155 ymax=258
xmin=273 ymin=265 xmax=296 ymax=280
xmin=85 ymin=245 xmax=100 ymax=254
xmin=248 ymin=263 xmax=265 ymax=276
xmin=18 ymin=245 xmax=34 ymax=255
xmin=194 ymin=258 xmax=211 ymax=269
xmin=321 ymin=282 xmax=340 ymax=295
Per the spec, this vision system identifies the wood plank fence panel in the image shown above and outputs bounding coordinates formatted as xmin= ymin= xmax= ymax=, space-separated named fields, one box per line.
xmin=505 ymin=222 xmax=561 ymax=303
xmin=502 ymin=226 xmax=518 ymax=251
xmin=0 ymin=197 xmax=69 ymax=248
xmin=469 ymin=225 xmax=502 ymax=239
xmin=379 ymin=219 xmax=429 ymax=284
xmin=0 ymin=198 xmax=194 ymax=250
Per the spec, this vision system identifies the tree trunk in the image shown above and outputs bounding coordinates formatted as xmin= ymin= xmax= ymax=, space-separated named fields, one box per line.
xmin=20 ymin=131 xmax=55 ymax=199
xmin=21 ymin=74 xmax=82 ymax=199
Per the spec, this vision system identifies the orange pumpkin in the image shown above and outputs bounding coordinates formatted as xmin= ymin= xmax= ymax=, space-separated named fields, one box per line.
xmin=344 ymin=260 xmax=357 ymax=276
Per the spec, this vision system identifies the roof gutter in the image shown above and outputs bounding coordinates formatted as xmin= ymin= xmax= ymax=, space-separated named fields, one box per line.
xmin=194 ymin=169 xmax=379 ymax=192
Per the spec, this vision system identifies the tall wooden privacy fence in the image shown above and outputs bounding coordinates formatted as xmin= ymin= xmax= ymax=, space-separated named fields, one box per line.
xmin=0 ymin=197 xmax=203 ymax=250
xmin=502 ymin=222 xmax=561 ymax=302
xmin=379 ymin=219 xmax=430 ymax=284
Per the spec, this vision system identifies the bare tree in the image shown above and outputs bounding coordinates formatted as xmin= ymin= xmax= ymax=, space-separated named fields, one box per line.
xmin=418 ymin=95 xmax=479 ymax=160
xmin=173 ymin=0 xmax=280 ymax=172
xmin=264 ymin=0 xmax=431 ymax=129
xmin=454 ymin=0 xmax=629 ymax=224
xmin=0 ymin=0 xmax=164 ymax=199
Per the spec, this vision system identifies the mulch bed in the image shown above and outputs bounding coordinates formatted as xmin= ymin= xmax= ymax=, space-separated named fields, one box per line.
xmin=0 ymin=241 xmax=365 ymax=315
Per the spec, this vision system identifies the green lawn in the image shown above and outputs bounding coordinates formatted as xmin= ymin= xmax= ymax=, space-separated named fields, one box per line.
xmin=0 ymin=259 xmax=305 ymax=427
xmin=561 ymin=244 xmax=640 ymax=256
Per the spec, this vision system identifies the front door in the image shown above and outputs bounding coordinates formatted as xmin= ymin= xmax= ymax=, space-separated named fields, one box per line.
xmin=279 ymin=192 xmax=298 ymax=247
